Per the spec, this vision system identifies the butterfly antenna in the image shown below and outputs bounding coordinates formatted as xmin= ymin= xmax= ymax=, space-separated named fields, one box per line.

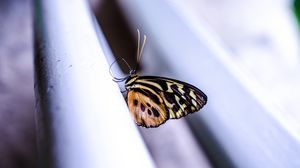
xmin=137 ymin=29 xmax=141 ymax=63
xmin=136 ymin=29 xmax=147 ymax=69
xmin=138 ymin=34 xmax=147 ymax=63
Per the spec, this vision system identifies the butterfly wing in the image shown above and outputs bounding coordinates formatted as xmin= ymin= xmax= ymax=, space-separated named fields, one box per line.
xmin=133 ymin=76 xmax=207 ymax=119
xmin=161 ymin=79 xmax=207 ymax=119
xmin=127 ymin=88 xmax=169 ymax=128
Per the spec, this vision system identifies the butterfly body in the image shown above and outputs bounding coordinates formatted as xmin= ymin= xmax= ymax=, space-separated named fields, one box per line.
xmin=111 ymin=29 xmax=207 ymax=128
xmin=125 ymin=74 xmax=207 ymax=128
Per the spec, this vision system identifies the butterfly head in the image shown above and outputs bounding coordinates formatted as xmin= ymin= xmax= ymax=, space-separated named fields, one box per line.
xmin=129 ymin=69 xmax=136 ymax=76
xmin=110 ymin=29 xmax=145 ymax=88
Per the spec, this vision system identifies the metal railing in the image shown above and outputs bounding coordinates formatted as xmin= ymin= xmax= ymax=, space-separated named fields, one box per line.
xmin=117 ymin=1 xmax=300 ymax=168
xmin=33 ymin=0 xmax=300 ymax=167
xmin=33 ymin=0 xmax=154 ymax=167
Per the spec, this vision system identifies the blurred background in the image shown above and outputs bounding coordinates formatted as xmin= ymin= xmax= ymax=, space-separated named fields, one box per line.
xmin=1 ymin=0 xmax=300 ymax=167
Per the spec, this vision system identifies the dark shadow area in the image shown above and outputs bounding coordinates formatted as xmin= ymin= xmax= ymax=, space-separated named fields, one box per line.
xmin=93 ymin=0 xmax=139 ymax=72
xmin=33 ymin=27 xmax=55 ymax=168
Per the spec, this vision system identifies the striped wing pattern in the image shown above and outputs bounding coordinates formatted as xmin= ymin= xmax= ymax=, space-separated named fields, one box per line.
xmin=126 ymin=75 xmax=207 ymax=127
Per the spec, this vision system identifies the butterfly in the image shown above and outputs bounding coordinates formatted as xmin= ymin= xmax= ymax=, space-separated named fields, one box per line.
xmin=111 ymin=30 xmax=207 ymax=128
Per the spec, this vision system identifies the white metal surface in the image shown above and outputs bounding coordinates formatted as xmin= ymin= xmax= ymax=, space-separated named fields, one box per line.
xmin=117 ymin=1 xmax=300 ymax=168
xmin=34 ymin=0 xmax=154 ymax=168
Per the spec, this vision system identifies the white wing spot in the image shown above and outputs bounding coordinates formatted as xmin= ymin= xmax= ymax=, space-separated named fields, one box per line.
xmin=190 ymin=91 xmax=197 ymax=100
xmin=192 ymin=99 xmax=198 ymax=107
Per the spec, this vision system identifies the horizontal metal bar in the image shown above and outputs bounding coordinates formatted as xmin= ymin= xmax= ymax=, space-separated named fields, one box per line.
xmin=117 ymin=1 xmax=300 ymax=168
xmin=33 ymin=0 xmax=154 ymax=168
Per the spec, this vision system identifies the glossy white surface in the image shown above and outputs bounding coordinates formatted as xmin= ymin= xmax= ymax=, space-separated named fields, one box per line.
xmin=35 ymin=0 xmax=154 ymax=167
xmin=117 ymin=0 xmax=300 ymax=167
